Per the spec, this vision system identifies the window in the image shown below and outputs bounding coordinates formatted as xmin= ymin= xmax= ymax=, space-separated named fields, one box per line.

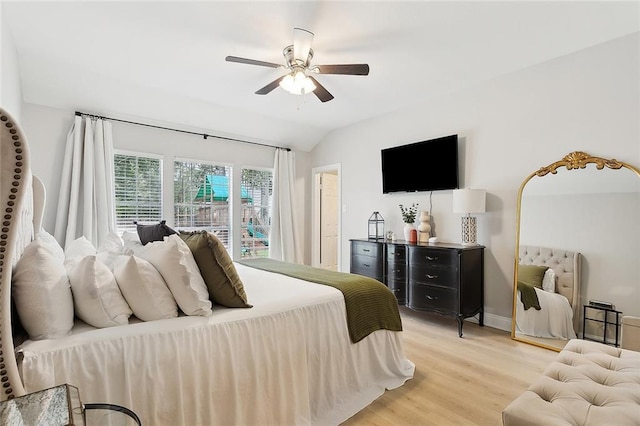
xmin=174 ymin=160 xmax=231 ymax=248
xmin=240 ymin=168 xmax=273 ymax=258
xmin=113 ymin=153 xmax=162 ymax=234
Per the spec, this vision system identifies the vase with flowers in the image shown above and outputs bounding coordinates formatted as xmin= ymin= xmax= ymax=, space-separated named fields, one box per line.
xmin=399 ymin=203 xmax=418 ymax=242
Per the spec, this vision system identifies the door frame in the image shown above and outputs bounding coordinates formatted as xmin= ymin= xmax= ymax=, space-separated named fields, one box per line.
xmin=311 ymin=163 xmax=342 ymax=270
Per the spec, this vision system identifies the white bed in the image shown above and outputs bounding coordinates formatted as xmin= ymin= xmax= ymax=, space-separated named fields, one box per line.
xmin=17 ymin=264 xmax=414 ymax=425
xmin=0 ymin=107 xmax=414 ymax=424
xmin=515 ymin=246 xmax=581 ymax=340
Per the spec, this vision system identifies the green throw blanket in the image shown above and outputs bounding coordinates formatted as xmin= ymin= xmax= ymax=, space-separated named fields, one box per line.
xmin=517 ymin=281 xmax=541 ymax=310
xmin=238 ymin=258 xmax=403 ymax=343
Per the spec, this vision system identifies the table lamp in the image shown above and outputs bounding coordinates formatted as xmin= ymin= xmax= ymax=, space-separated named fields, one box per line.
xmin=452 ymin=188 xmax=486 ymax=245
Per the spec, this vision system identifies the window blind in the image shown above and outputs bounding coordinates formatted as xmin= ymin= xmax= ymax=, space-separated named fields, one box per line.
xmin=114 ymin=154 xmax=163 ymax=234
xmin=240 ymin=168 xmax=273 ymax=259
xmin=174 ymin=159 xmax=231 ymax=248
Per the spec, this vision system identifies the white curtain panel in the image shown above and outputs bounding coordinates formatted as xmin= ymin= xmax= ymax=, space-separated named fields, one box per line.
xmin=270 ymin=148 xmax=302 ymax=263
xmin=54 ymin=115 xmax=115 ymax=248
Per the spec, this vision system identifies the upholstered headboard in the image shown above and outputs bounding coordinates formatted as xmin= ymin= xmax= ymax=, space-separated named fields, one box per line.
xmin=0 ymin=108 xmax=36 ymax=400
xmin=519 ymin=245 xmax=582 ymax=330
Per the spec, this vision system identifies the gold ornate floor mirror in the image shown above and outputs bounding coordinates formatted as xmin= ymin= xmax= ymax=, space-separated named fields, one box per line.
xmin=512 ymin=151 xmax=640 ymax=351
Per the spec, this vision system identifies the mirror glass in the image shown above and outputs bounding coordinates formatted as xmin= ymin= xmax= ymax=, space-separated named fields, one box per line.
xmin=512 ymin=152 xmax=640 ymax=351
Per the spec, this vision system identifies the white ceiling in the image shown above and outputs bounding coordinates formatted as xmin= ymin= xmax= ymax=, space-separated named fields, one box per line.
xmin=4 ymin=1 xmax=639 ymax=152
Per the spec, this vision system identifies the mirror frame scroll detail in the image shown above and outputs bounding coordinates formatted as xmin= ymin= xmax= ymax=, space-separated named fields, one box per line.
xmin=512 ymin=151 xmax=640 ymax=351
xmin=535 ymin=151 xmax=624 ymax=177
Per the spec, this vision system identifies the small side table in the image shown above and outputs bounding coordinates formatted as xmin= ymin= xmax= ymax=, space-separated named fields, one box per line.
xmin=0 ymin=384 xmax=142 ymax=426
xmin=582 ymin=304 xmax=622 ymax=347
xmin=84 ymin=403 xmax=142 ymax=425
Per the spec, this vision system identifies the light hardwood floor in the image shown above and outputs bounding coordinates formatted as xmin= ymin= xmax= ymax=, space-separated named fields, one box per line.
xmin=342 ymin=307 xmax=559 ymax=426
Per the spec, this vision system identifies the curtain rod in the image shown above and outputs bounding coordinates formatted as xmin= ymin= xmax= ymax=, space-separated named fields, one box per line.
xmin=74 ymin=111 xmax=291 ymax=151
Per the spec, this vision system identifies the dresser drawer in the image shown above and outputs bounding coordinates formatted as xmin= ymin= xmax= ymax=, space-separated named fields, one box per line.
xmin=351 ymin=241 xmax=382 ymax=258
xmin=387 ymin=244 xmax=406 ymax=261
xmin=387 ymin=278 xmax=406 ymax=304
xmin=410 ymin=264 xmax=458 ymax=288
xmin=351 ymin=254 xmax=383 ymax=280
xmin=408 ymin=283 xmax=457 ymax=313
xmin=386 ymin=261 xmax=406 ymax=281
xmin=408 ymin=247 xmax=457 ymax=267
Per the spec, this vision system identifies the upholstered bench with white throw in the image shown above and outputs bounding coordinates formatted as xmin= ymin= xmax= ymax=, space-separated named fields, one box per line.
xmin=502 ymin=339 xmax=640 ymax=425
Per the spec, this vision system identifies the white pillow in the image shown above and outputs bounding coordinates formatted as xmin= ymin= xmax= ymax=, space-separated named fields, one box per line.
xmin=97 ymin=232 xmax=124 ymax=269
xmin=137 ymin=234 xmax=212 ymax=316
xmin=542 ymin=268 xmax=556 ymax=293
xmin=112 ymin=255 xmax=178 ymax=321
xmin=36 ymin=230 xmax=65 ymax=263
xmin=13 ymin=230 xmax=74 ymax=340
xmin=64 ymin=236 xmax=96 ymax=259
xmin=121 ymin=231 xmax=143 ymax=256
xmin=66 ymin=255 xmax=132 ymax=328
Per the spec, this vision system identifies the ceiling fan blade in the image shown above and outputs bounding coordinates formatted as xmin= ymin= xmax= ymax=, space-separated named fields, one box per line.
xmin=293 ymin=28 xmax=314 ymax=63
xmin=308 ymin=76 xmax=334 ymax=102
xmin=315 ymin=64 xmax=370 ymax=75
xmin=225 ymin=56 xmax=281 ymax=69
xmin=255 ymin=76 xmax=286 ymax=95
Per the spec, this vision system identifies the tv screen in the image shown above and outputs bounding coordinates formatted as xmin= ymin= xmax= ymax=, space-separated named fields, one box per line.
xmin=381 ymin=134 xmax=459 ymax=193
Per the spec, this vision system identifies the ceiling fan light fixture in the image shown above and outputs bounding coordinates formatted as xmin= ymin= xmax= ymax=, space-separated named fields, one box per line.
xmin=279 ymin=70 xmax=316 ymax=95
xmin=226 ymin=27 xmax=369 ymax=102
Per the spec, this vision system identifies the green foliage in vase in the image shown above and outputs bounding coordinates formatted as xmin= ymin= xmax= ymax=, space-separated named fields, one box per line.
xmin=399 ymin=203 xmax=419 ymax=224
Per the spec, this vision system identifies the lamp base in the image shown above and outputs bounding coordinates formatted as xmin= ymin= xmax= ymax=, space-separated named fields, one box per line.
xmin=460 ymin=216 xmax=477 ymax=245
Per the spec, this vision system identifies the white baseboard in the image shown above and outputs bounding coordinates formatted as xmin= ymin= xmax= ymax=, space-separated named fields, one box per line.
xmin=465 ymin=312 xmax=512 ymax=333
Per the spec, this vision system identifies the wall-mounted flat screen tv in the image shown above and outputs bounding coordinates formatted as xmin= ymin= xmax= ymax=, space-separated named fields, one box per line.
xmin=381 ymin=134 xmax=459 ymax=193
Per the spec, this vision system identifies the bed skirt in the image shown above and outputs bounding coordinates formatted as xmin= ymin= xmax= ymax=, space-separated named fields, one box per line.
xmin=17 ymin=263 xmax=415 ymax=425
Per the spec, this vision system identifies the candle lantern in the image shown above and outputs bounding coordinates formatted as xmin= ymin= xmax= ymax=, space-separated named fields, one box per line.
xmin=368 ymin=211 xmax=385 ymax=240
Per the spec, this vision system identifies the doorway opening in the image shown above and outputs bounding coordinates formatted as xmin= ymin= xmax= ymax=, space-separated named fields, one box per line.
xmin=312 ymin=164 xmax=341 ymax=271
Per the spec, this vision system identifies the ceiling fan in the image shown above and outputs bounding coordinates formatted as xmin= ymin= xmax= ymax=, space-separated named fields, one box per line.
xmin=225 ymin=28 xmax=370 ymax=103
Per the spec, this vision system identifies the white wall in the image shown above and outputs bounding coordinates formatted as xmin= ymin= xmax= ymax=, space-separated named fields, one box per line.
xmin=20 ymin=103 xmax=312 ymax=263
xmin=310 ymin=33 xmax=640 ymax=325
xmin=0 ymin=3 xmax=22 ymax=119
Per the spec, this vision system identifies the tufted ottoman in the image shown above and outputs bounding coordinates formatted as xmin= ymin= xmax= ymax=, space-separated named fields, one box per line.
xmin=502 ymin=339 xmax=640 ymax=425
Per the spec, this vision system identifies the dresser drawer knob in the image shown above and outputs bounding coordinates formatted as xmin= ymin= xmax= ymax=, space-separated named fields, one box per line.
xmin=393 ymin=269 xmax=400 ymax=273
xmin=362 ymin=248 xmax=370 ymax=252
xmin=426 ymin=256 xmax=438 ymax=261
xmin=426 ymin=295 xmax=438 ymax=300
xmin=363 ymin=263 xmax=370 ymax=268
xmin=393 ymin=288 xmax=401 ymax=293
xmin=426 ymin=274 xmax=438 ymax=279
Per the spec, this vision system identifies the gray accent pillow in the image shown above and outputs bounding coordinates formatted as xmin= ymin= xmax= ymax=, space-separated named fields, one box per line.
xmin=135 ymin=220 xmax=176 ymax=245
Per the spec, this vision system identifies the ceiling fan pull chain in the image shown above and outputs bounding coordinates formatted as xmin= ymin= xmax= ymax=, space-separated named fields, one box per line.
xmin=297 ymin=92 xmax=307 ymax=110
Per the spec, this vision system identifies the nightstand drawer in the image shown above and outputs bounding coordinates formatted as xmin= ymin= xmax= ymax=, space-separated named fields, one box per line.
xmin=351 ymin=254 xmax=383 ymax=280
xmin=408 ymin=247 xmax=457 ymax=267
xmin=409 ymin=283 xmax=457 ymax=313
xmin=351 ymin=241 xmax=382 ymax=258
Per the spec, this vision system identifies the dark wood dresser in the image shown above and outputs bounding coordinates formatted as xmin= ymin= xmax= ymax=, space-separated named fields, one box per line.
xmin=350 ymin=239 xmax=484 ymax=337
xmin=350 ymin=239 xmax=384 ymax=282
xmin=385 ymin=242 xmax=408 ymax=304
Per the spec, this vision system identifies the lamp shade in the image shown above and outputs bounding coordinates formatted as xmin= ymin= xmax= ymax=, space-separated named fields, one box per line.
xmin=452 ymin=189 xmax=486 ymax=214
